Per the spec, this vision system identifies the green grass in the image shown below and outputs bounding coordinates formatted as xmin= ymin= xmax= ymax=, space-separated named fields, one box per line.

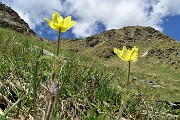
xmin=0 ymin=27 xmax=180 ymax=119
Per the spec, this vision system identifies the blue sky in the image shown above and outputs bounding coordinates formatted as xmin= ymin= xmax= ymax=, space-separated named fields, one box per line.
xmin=1 ymin=0 xmax=180 ymax=41
xmin=163 ymin=15 xmax=180 ymax=41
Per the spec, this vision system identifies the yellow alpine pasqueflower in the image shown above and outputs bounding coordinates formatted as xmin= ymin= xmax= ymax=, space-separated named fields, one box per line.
xmin=44 ymin=11 xmax=76 ymax=32
xmin=114 ymin=46 xmax=138 ymax=62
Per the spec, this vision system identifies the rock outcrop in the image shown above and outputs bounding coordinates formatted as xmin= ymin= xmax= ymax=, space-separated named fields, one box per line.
xmin=0 ymin=2 xmax=35 ymax=35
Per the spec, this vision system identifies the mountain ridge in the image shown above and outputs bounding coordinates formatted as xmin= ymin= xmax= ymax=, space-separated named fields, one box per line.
xmin=61 ymin=26 xmax=179 ymax=69
xmin=0 ymin=2 xmax=35 ymax=35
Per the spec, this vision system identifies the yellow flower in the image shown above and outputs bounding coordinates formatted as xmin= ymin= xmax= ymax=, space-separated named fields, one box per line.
xmin=44 ymin=11 xmax=76 ymax=32
xmin=114 ymin=46 xmax=138 ymax=62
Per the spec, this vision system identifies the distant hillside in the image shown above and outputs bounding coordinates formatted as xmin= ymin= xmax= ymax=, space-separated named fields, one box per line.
xmin=62 ymin=26 xmax=180 ymax=69
xmin=0 ymin=2 xmax=35 ymax=35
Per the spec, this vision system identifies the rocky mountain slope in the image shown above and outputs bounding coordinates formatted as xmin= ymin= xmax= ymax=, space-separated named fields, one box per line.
xmin=62 ymin=26 xmax=180 ymax=69
xmin=0 ymin=2 xmax=35 ymax=35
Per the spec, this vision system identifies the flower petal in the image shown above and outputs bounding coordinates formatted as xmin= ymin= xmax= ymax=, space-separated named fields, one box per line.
xmin=114 ymin=48 xmax=122 ymax=57
xmin=44 ymin=18 xmax=58 ymax=31
xmin=44 ymin=11 xmax=76 ymax=32
xmin=71 ymin=21 xmax=76 ymax=26
xmin=64 ymin=16 xmax=71 ymax=28
xmin=114 ymin=46 xmax=138 ymax=62
xmin=121 ymin=46 xmax=130 ymax=61
xmin=114 ymin=48 xmax=126 ymax=61
xmin=130 ymin=46 xmax=138 ymax=61
xmin=54 ymin=12 xmax=64 ymax=28
xmin=56 ymin=13 xmax=63 ymax=24
xmin=52 ymin=12 xmax=58 ymax=24
xmin=61 ymin=20 xmax=76 ymax=32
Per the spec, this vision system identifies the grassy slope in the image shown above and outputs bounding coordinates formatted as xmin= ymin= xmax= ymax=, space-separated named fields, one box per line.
xmin=0 ymin=27 xmax=180 ymax=119
xmin=61 ymin=28 xmax=180 ymax=101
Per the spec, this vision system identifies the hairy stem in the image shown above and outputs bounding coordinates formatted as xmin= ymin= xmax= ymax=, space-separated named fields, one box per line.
xmin=46 ymin=94 xmax=56 ymax=120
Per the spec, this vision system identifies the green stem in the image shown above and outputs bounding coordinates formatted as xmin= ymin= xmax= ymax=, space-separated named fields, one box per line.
xmin=119 ymin=61 xmax=131 ymax=119
xmin=127 ymin=61 xmax=131 ymax=90
xmin=56 ymin=29 xmax=61 ymax=56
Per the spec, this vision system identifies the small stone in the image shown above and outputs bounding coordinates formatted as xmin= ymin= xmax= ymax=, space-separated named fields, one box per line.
xmin=152 ymin=85 xmax=163 ymax=88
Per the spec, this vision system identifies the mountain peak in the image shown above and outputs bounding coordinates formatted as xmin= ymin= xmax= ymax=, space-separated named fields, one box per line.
xmin=98 ymin=26 xmax=175 ymax=43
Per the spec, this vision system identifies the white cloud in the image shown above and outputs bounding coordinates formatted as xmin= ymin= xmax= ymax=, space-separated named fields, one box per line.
xmin=1 ymin=0 xmax=180 ymax=38
xmin=1 ymin=0 xmax=62 ymax=29
xmin=151 ymin=0 xmax=180 ymax=16
xmin=148 ymin=0 xmax=180 ymax=27
xmin=61 ymin=0 xmax=180 ymax=37
xmin=72 ymin=21 xmax=100 ymax=38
